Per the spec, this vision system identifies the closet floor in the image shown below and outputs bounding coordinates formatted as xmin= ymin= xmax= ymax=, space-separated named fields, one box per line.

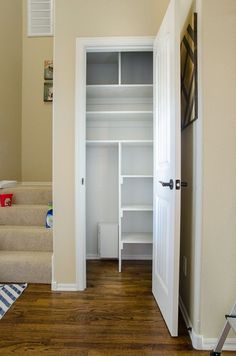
xmin=0 ymin=260 xmax=233 ymax=355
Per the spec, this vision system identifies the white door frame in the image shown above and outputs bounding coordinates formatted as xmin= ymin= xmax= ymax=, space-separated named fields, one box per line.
xmin=74 ymin=36 xmax=203 ymax=337
xmin=75 ymin=37 xmax=154 ymax=290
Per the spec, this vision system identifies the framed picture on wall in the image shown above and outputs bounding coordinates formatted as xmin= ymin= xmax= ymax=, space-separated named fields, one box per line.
xmin=44 ymin=82 xmax=53 ymax=102
xmin=181 ymin=13 xmax=198 ymax=130
xmin=44 ymin=60 xmax=53 ymax=80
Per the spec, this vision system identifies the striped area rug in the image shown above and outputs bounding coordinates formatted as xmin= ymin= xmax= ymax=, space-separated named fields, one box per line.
xmin=0 ymin=283 xmax=27 ymax=319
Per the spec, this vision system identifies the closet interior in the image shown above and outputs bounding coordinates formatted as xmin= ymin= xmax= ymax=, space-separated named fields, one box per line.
xmin=86 ymin=51 xmax=153 ymax=271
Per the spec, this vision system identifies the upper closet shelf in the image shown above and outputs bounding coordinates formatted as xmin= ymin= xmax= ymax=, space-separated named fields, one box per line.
xmin=86 ymin=140 xmax=153 ymax=146
xmin=86 ymin=85 xmax=153 ymax=100
xmin=86 ymin=111 xmax=153 ymax=121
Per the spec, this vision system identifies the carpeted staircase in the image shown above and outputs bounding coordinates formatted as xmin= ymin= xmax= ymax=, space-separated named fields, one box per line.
xmin=0 ymin=185 xmax=52 ymax=284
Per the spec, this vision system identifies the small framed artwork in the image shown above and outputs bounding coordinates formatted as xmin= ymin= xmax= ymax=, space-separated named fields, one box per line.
xmin=44 ymin=60 xmax=53 ymax=80
xmin=44 ymin=82 xmax=53 ymax=102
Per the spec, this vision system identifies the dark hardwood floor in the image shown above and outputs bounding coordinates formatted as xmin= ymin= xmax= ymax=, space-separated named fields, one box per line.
xmin=0 ymin=260 xmax=233 ymax=355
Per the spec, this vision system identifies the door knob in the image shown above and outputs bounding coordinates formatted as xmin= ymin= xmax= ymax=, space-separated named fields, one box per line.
xmin=175 ymin=179 xmax=188 ymax=190
xmin=159 ymin=179 xmax=174 ymax=190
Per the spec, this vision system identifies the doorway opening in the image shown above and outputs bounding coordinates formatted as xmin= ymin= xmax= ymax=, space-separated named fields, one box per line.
xmin=75 ymin=38 xmax=155 ymax=292
xmin=85 ymin=50 xmax=154 ymax=273
xmin=75 ymin=27 xmax=182 ymax=337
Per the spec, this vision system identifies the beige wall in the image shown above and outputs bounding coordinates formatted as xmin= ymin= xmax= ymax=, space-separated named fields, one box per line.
xmin=53 ymin=0 xmax=169 ymax=283
xmin=0 ymin=0 xmax=22 ymax=181
xmin=21 ymin=0 xmax=53 ymax=182
xmin=54 ymin=0 xmax=236 ymax=341
xmin=200 ymin=0 xmax=236 ymax=337
xmin=180 ymin=0 xmax=236 ymax=340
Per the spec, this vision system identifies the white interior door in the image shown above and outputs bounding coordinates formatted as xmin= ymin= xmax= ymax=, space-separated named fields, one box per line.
xmin=152 ymin=0 xmax=181 ymax=336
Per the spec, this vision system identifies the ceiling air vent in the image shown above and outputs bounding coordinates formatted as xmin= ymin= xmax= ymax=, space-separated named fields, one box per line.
xmin=28 ymin=0 xmax=53 ymax=37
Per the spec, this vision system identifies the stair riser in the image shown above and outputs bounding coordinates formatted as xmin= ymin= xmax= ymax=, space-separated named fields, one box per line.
xmin=0 ymin=206 xmax=48 ymax=226
xmin=0 ymin=252 xmax=52 ymax=284
xmin=0 ymin=231 xmax=52 ymax=252
xmin=1 ymin=187 xmax=52 ymax=205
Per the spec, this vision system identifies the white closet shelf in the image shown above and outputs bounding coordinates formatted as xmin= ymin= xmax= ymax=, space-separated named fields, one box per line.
xmin=87 ymin=84 xmax=153 ymax=100
xmin=86 ymin=111 xmax=153 ymax=121
xmin=121 ymin=233 xmax=153 ymax=246
xmin=121 ymin=205 xmax=153 ymax=212
xmin=86 ymin=140 xmax=119 ymax=146
xmin=121 ymin=175 xmax=153 ymax=178
xmin=121 ymin=141 xmax=153 ymax=146
xmin=86 ymin=140 xmax=153 ymax=145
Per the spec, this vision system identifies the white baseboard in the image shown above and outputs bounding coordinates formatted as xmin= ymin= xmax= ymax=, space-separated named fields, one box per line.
xmin=86 ymin=254 xmax=152 ymax=260
xmin=20 ymin=181 xmax=52 ymax=186
xmin=51 ymin=254 xmax=54 ymax=287
xmin=122 ymin=254 xmax=152 ymax=260
xmin=179 ymin=296 xmax=236 ymax=351
xmin=202 ymin=338 xmax=236 ymax=351
xmin=51 ymin=281 xmax=79 ymax=291
xmin=179 ymin=296 xmax=203 ymax=349
xmin=86 ymin=254 xmax=100 ymax=260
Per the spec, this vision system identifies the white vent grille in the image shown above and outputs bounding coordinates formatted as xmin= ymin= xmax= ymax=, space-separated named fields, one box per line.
xmin=28 ymin=0 xmax=53 ymax=37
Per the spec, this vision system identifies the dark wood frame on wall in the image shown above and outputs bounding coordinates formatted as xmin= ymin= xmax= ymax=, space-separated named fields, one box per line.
xmin=181 ymin=12 xmax=198 ymax=130
xmin=43 ymin=60 xmax=53 ymax=102
xmin=44 ymin=82 xmax=53 ymax=102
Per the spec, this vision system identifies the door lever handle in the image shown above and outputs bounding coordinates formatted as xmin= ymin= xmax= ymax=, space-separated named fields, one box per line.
xmin=159 ymin=179 xmax=174 ymax=190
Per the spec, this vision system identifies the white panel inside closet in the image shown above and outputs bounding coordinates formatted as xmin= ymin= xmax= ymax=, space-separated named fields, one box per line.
xmin=86 ymin=144 xmax=118 ymax=256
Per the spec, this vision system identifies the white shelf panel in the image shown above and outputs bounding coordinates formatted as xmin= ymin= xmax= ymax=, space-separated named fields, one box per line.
xmin=121 ymin=140 xmax=153 ymax=146
xmin=121 ymin=175 xmax=153 ymax=179
xmin=87 ymin=84 xmax=153 ymax=100
xmin=121 ymin=233 xmax=153 ymax=245
xmin=86 ymin=111 xmax=153 ymax=121
xmin=86 ymin=140 xmax=153 ymax=145
xmin=86 ymin=140 xmax=119 ymax=146
xmin=121 ymin=205 xmax=153 ymax=212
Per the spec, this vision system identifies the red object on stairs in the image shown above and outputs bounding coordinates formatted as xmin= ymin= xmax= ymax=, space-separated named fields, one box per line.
xmin=0 ymin=194 xmax=13 ymax=207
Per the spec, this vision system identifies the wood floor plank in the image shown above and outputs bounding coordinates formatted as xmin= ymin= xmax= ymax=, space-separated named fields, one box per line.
xmin=0 ymin=260 xmax=233 ymax=355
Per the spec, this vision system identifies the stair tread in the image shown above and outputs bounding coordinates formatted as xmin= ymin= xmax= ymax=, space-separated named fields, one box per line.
xmin=1 ymin=185 xmax=51 ymax=190
xmin=0 ymin=204 xmax=49 ymax=208
xmin=0 ymin=250 xmax=52 ymax=256
xmin=0 ymin=225 xmax=52 ymax=230
xmin=1 ymin=185 xmax=52 ymax=205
